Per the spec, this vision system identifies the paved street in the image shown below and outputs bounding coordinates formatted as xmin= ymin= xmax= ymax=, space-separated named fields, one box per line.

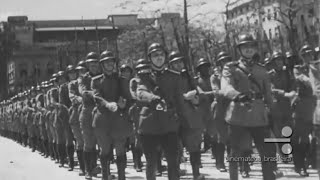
xmin=0 ymin=136 xmax=318 ymax=180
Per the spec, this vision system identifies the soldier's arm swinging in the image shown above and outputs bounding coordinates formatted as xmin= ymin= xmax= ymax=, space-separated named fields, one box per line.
xmin=220 ymin=64 xmax=241 ymax=100
xmin=68 ymin=81 xmax=82 ymax=104
xmin=262 ymin=73 xmax=273 ymax=108
xmin=136 ymin=83 xmax=160 ymax=103
xmin=90 ymin=76 xmax=117 ymax=111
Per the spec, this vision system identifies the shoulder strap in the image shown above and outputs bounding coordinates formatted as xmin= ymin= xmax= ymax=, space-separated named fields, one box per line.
xmin=235 ymin=63 xmax=262 ymax=92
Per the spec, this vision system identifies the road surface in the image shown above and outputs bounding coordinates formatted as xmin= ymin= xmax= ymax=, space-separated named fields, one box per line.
xmin=0 ymin=136 xmax=318 ymax=180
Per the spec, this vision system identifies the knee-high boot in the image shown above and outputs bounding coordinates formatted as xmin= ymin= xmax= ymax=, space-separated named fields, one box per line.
xmin=76 ymin=150 xmax=85 ymax=176
xmin=67 ymin=145 xmax=75 ymax=171
xmin=117 ymin=155 xmax=126 ymax=180
xmin=101 ymin=155 xmax=111 ymax=180
xmin=156 ymin=150 xmax=162 ymax=176
xmin=190 ymin=152 xmax=205 ymax=180
xmin=216 ymin=143 xmax=226 ymax=172
xmin=229 ymin=161 xmax=238 ymax=180
xmin=84 ymin=151 xmax=93 ymax=180
xmin=133 ymin=148 xmax=143 ymax=172
xmin=58 ymin=144 xmax=66 ymax=167
xmin=54 ymin=143 xmax=60 ymax=163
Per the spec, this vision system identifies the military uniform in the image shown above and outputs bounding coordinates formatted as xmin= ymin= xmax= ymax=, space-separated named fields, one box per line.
xmin=291 ymin=65 xmax=317 ymax=175
xmin=58 ymin=79 xmax=75 ymax=170
xmin=68 ymin=78 xmax=86 ymax=175
xmin=129 ymin=77 xmax=144 ymax=172
xmin=221 ymin=59 xmax=276 ymax=180
xmin=309 ymin=60 xmax=320 ymax=177
xmin=90 ymin=72 xmax=129 ymax=179
xmin=78 ymin=71 xmax=98 ymax=178
xmin=137 ymin=68 xmax=185 ymax=180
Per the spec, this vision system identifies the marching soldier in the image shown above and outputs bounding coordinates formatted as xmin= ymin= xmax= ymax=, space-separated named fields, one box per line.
xmin=46 ymin=77 xmax=59 ymax=162
xmin=221 ymin=34 xmax=277 ymax=180
xmin=67 ymin=64 xmax=86 ymax=176
xmin=20 ymin=92 xmax=28 ymax=147
xmin=50 ymin=73 xmax=68 ymax=168
xmin=136 ymin=43 xmax=186 ymax=180
xmin=168 ymin=51 xmax=205 ymax=180
xmin=57 ymin=70 xmax=75 ymax=171
xmin=26 ymin=87 xmax=37 ymax=152
xmin=119 ymin=63 xmax=135 ymax=166
xmin=290 ymin=45 xmax=318 ymax=176
xmin=195 ymin=58 xmax=216 ymax=159
xmin=291 ymin=63 xmax=316 ymax=176
xmin=91 ymin=50 xmax=131 ymax=180
xmin=210 ymin=51 xmax=233 ymax=173
xmin=78 ymin=52 xmax=100 ymax=180
xmin=267 ymin=52 xmax=294 ymax=161
xmin=36 ymin=85 xmax=49 ymax=157
xmin=129 ymin=59 xmax=151 ymax=172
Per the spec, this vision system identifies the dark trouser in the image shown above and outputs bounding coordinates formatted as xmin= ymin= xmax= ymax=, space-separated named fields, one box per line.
xmin=43 ymin=140 xmax=49 ymax=157
xmin=228 ymin=125 xmax=276 ymax=180
xmin=314 ymin=125 xmax=320 ymax=177
xmin=76 ymin=150 xmax=85 ymax=174
xmin=215 ymin=142 xmax=226 ymax=169
xmin=67 ymin=145 xmax=75 ymax=169
xmin=239 ymin=150 xmax=252 ymax=173
xmin=202 ymin=132 xmax=211 ymax=151
xmin=57 ymin=144 xmax=67 ymax=166
xmin=140 ymin=132 xmax=179 ymax=180
xmin=292 ymin=123 xmax=312 ymax=171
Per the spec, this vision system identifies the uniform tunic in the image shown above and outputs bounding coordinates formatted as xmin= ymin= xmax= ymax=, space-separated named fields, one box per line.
xmin=78 ymin=72 xmax=97 ymax=151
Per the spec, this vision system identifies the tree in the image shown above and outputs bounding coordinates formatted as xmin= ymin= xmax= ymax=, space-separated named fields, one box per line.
xmin=112 ymin=0 xmax=219 ymax=70
xmin=273 ymin=0 xmax=315 ymax=53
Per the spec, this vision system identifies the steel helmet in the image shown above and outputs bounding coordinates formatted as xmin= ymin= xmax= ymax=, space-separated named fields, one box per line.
xmin=168 ymin=51 xmax=184 ymax=64
xmin=100 ymin=50 xmax=115 ymax=63
xmin=216 ymin=51 xmax=232 ymax=63
xmin=300 ymin=44 xmax=313 ymax=55
xmin=237 ymin=34 xmax=257 ymax=48
xmin=85 ymin=52 xmax=99 ymax=63
xmin=148 ymin=43 xmax=163 ymax=56
xmin=271 ymin=51 xmax=284 ymax=61
xmin=196 ymin=58 xmax=211 ymax=69
xmin=57 ymin=71 xmax=65 ymax=77
xmin=285 ymin=51 xmax=293 ymax=59
xmin=120 ymin=64 xmax=133 ymax=72
xmin=66 ymin=65 xmax=76 ymax=72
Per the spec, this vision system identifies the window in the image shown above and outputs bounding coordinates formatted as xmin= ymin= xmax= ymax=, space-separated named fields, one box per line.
xmin=263 ymin=17 xmax=266 ymax=22
xmin=255 ymin=19 xmax=259 ymax=25
xmin=274 ymin=12 xmax=277 ymax=20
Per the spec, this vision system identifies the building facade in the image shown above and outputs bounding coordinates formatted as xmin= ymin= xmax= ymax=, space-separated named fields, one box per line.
xmin=226 ymin=0 xmax=318 ymax=55
xmin=1 ymin=16 xmax=119 ymax=97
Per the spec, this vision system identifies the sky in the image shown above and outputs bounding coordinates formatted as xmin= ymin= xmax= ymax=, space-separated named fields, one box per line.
xmin=0 ymin=0 xmax=226 ymax=26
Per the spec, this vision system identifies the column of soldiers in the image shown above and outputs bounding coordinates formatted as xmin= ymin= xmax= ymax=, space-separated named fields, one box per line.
xmin=0 ymin=34 xmax=320 ymax=180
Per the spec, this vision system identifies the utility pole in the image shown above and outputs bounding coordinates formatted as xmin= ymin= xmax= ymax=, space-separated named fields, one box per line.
xmin=257 ymin=0 xmax=265 ymax=58
xmin=183 ymin=0 xmax=195 ymax=74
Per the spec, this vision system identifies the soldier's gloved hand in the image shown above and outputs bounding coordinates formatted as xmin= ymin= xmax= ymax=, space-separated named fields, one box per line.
xmin=106 ymin=102 xmax=118 ymax=112
xmin=151 ymin=96 xmax=162 ymax=104
xmin=272 ymin=89 xmax=285 ymax=96
xmin=233 ymin=93 xmax=251 ymax=103
xmin=117 ymin=97 xmax=127 ymax=109
xmin=183 ymin=90 xmax=197 ymax=100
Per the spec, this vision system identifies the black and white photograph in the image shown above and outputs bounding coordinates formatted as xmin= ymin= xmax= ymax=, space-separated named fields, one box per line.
xmin=0 ymin=0 xmax=320 ymax=179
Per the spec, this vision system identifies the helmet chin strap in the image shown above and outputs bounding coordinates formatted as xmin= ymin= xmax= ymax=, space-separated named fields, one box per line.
xmin=151 ymin=62 xmax=166 ymax=71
